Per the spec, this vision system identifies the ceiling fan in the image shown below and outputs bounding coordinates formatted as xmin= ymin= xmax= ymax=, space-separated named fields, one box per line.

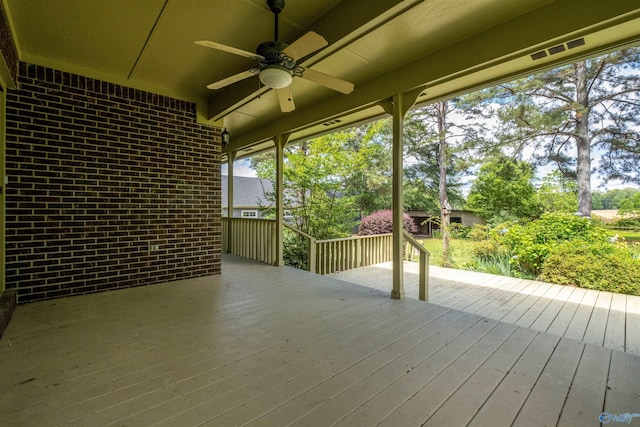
xmin=195 ymin=0 xmax=354 ymax=113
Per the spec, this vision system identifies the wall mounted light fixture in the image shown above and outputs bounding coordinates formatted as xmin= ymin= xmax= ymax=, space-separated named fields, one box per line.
xmin=221 ymin=128 xmax=230 ymax=148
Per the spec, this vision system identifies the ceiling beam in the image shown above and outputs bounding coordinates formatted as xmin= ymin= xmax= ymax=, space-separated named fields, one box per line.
xmin=228 ymin=0 xmax=640 ymax=149
xmin=206 ymin=0 xmax=424 ymax=122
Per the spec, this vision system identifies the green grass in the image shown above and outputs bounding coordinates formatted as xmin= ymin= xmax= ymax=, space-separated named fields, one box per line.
xmin=416 ymin=238 xmax=474 ymax=267
xmin=609 ymin=229 xmax=640 ymax=242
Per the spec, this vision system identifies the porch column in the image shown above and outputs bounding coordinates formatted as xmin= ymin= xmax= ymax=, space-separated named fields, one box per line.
xmin=391 ymin=93 xmax=405 ymax=299
xmin=274 ymin=133 xmax=291 ymax=266
xmin=383 ymin=88 xmax=426 ymax=299
xmin=226 ymin=150 xmax=236 ymax=253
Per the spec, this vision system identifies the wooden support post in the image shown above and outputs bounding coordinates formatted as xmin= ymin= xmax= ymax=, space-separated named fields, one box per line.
xmin=308 ymin=237 xmax=316 ymax=273
xmin=419 ymin=251 xmax=428 ymax=301
xmin=391 ymin=93 xmax=405 ymax=299
xmin=226 ymin=150 xmax=236 ymax=253
xmin=275 ymin=133 xmax=291 ymax=266
xmin=381 ymin=87 xmax=426 ymax=300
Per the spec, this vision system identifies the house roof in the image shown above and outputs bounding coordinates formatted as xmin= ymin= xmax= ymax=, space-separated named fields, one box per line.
xmin=4 ymin=1 xmax=639 ymax=154
xmin=221 ymin=175 xmax=273 ymax=208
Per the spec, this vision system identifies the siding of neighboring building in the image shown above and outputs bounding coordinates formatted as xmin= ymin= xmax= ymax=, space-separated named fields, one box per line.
xmin=221 ymin=175 xmax=273 ymax=218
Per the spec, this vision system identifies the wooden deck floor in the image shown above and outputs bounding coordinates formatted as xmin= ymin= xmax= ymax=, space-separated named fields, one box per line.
xmin=332 ymin=261 xmax=640 ymax=356
xmin=1 ymin=254 xmax=639 ymax=426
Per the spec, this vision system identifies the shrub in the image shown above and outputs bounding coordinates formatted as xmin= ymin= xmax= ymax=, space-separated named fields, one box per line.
xmin=611 ymin=216 xmax=640 ymax=230
xmin=463 ymin=253 xmax=526 ymax=277
xmin=358 ymin=210 xmax=417 ymax=235
xmin=283 ymin=230 xmax=308 ymax=270
xmin=540 ymin=240 xmax=640 ymax=295
xmin=501 ymin=212 xmax=608 ymax=275
xmin=469 ymin=224 xmax=490 ymax=241
xmin=448 ymin=223 xmax=472 ymax=239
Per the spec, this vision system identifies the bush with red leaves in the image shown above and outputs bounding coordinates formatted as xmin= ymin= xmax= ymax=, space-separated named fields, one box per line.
xmin=358 ymin=209 xmax=417 ymax=235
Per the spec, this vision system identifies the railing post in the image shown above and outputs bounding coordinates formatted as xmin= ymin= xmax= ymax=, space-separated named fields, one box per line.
xmin=419 ymin=251 xmax=428 ymax=301
xmin=308 ymin=237 xmax=316 ymax=273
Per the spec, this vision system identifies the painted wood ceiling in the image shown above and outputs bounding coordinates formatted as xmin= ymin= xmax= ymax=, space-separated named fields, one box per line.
xmin=4 ymin=0 xmax=640 ymax=153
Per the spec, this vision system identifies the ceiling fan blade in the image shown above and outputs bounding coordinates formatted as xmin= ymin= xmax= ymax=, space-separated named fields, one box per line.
xmin=207 ymin=69 xmax=260 ymax=90
xmin=300 ymin=68 xmax=354 ymax=94
xmin=282 ymin=31 xmax=328 ymax=61
xmin=276 ymin=88 xmax=295 ymax=113
xmin=195 ymin=40 xmax=265 ymax=61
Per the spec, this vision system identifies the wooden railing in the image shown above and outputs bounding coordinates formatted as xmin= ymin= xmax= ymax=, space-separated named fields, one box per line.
xmin=285 ymin=224 xmax=430 ymax=301
xmin=222 ymin=218 xmax=278 ymax=265
xmin=403 ymin=231 xmax=430 ymax=301
xmin=223 ymin=219 xmax=430 ymax=301
xmin=314 ymin=233 xmax=394 ymax=274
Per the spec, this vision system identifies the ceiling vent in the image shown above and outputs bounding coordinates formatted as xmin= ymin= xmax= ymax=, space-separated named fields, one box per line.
xmin=322 ymin=119 xmax=342 ymax=127
xmin=530 ymin=37 xmax=585 ymax=61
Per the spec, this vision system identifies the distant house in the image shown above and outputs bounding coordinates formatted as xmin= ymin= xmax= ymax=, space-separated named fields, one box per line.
xmin=407 ymin=210 xmax=484 ymax=236
xmin=222 ymin=175 xmax=273 ymax=218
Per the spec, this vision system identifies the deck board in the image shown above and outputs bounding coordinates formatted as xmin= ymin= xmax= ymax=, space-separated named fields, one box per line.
xmin=288 ymin=312 xmax=481 ymax=427
xmin=584 ymin=292 xmax=612 ymax=344
xmin=511 ymin=338 xmax=584 ymax=426
xmin=529 ymin=284 xmax=575 ymax=331
xmin=1 ymin=254 xmax=639 ymax=426
xmin=604 ymin=293 xmax=627 ymax=353
xmin=333 ymin=262 xmax=639 ymax=356
xmin=333 ymin=318 xmax=502 ymax=426
xmin=466 ymin=332 xmax=561 ymax=426
xmin=626 ymin=295 xmax=640 ymax=354
xmin=557 ymin=344 xmax=611 ymax=427
xmin=604 ymin=349 xmax=640 ymax=417
xmin=422 ymin=327 xmax=538 ymax=426
xmin=377 ymin=322 xmax=518 ymax=426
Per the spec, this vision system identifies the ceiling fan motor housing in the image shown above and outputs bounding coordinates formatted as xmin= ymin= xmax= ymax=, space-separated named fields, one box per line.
xmin=257 ymin=41 xmax=289 ymax=62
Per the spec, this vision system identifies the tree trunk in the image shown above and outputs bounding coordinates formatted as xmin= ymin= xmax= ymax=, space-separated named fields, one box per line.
xmin=437 ymin=101 xmax=452 ymax=267
xmin=575 ymin=61 xmax=592 ymax=217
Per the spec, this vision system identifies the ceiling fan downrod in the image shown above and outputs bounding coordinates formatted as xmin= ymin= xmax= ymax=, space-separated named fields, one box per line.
xmin=267 ymin=0 xmax=285 ymax=41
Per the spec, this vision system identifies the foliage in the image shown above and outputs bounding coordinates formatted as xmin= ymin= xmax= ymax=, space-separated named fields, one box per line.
xmin=539 ymin=240 xmax=640 ymax=296
xmin=466 ymin=156 xmax=541 ymax=221
xmin=611 ymin=217 xmax=640 ymax=232
xmin=619 ymin=191 xmax=640 ymax=217
xmin=448 ymin=223 xmax=472 ymax=239
xmin=491 ymin=47 xmax=640 ymax=215
xmin=592 ymin=188 xmax=639 ymax=210
xmin=402 ymin=101 xmax=479 ymax=211
xmin=358 ymin=209 xmax=417 ymax=235
xmin=252 ymin=128 xmax=382 ymax=241
xmin=282 ymin=229 xmax=308 ymax=270
xmin=500 ymin=212 xmax=608 ymax=275
xmin=468 ymin=224 xmax=491 ymax=241
xmin=537 ymin=170 xmax=578 ymax=213
xmin=464 ymin=253 xmax=517 ymax=277
xmin=339 ymin=120 xmax=394 ymax=216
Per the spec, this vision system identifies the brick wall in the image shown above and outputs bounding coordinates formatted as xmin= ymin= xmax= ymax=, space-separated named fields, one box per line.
xmin=5 ymin=62 xmax=222 ymax=303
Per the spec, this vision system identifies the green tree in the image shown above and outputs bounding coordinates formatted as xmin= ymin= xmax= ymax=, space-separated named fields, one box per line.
xmin=340 ymin=120 xmax=393 ymax=217
xmin=403 ymin=98 xmax=488 ymax=265
xmin=466 ymin=156 xmax=541 ymax=222
xmin=619 ymin=191 xmax=640 ymax=217
xmin=493 ymin=47 xmax=640 ymax=216
xmin=592 ymin=188 xmax=639 ymax=210
xmin=250 ymin=124 xmax=391 ymax=240
xmin=537 ymin=170 xmax=578 ymax=213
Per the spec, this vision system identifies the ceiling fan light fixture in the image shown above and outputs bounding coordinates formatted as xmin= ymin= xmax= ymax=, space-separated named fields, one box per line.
xmin=259 ymin=66 xmax=293 ymax=89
